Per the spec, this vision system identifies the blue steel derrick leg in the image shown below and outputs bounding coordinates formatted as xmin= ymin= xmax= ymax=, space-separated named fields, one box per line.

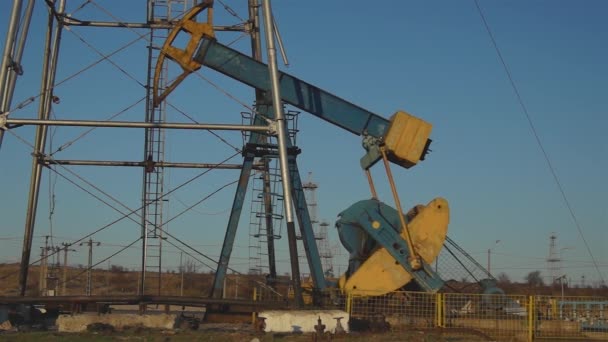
xmin=211 ymin=104 xmax=285 ymax=299
xmin=288 ymin=156 xmax=327 ymax=292
xmin=210 ymin=153 xmax=255 ymax=298
xmin=210 ymin=113 xmax=270 ymax=298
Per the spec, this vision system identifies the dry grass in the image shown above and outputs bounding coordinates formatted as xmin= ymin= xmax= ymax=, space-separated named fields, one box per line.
xmin=0 ymin=263 xmax=286 ymax=298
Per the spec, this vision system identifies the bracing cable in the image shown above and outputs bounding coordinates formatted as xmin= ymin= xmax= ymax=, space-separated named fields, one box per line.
xmin=1 ymin=130 xmax=240 ymax=280
xmin=5 ymin=33 xmax=147 ymax=115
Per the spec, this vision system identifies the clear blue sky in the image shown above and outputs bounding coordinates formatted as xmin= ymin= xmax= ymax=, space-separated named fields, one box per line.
xmin=0 ymin=1 xmax=606 ymax=287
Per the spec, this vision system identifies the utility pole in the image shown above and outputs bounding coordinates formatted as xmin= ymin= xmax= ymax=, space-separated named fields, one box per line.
xmin=39 ymin=235 xmax=50 ymax=295
xmin=38 ymin=247 xmax=45 ymax=294
xmin=80 ymin=239 xmax=100 ymax=296
xmin=180 ymin=252 xmax=184 ymax=297
xmin=487 ymin=240 xmax=500 ymax=275
xmin=61 ymin=242 xmax=75 ymax=296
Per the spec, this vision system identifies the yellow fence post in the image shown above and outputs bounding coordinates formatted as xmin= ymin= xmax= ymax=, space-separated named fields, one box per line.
xmin=527 ymin=295 xmax=534 ymax=342
xmin=251 ymin=286 xmax=257 ymax=325
xmin=435 ymin=293 xmax=443 ymax=328
xmin=346 ymin=293 xmax=352 ymax=316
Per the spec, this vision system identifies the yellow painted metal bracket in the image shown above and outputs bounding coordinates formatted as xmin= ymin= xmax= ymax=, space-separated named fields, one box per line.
xmin=153 ymin=0 xmax=215 ymax=107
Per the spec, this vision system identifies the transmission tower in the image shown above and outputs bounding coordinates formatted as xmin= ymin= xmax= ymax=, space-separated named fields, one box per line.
xmin=301 ymin=172 xmax=333 ymax=278
xmin=317 ymin=221 xmax=334 ymax=278
xmin=546 ymin=233 xmax=561 ymax=285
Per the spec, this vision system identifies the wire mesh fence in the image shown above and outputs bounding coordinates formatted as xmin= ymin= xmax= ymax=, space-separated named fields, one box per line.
xmin=248 ymin=283 xmax=608 ymax=341
xmin=349 ymin=291 xmax=437 ymax=331
xmin=534 ymin=295 xmax=608 ymax=340
xmin=443 ymin=293 xmax=530 ymax=341
xmin=345 ymin=291 xmax=607 ymax=341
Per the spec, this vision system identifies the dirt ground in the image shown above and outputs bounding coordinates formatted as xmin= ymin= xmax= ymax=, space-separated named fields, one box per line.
xmin=0 ymin=325 xmax=491 ymax=342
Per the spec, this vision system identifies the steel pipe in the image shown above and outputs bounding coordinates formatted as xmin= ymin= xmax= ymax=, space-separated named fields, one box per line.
xmin=0 ymin=295 xmax=290 ymax=309
xmin=61 ymin=18 xmax=246 ymax=32
xmin=4 ymin=118 xmax=270 ymax=132
xmin=261 ymin=0 xmax=303 ymax=307
xmin=43 ymin=159 xmax=258 ymax=169
xmin=0 ymin=0 xmax=22 ymax=109
xmin=20 ymin=0 xmax=66 ymax=296
xmin=0 ymin=0 xmax=25 ymax=148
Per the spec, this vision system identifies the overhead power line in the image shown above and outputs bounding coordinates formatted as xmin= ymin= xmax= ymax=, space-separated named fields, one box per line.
xmin=473 ymin=0 xmax=605 ymax=286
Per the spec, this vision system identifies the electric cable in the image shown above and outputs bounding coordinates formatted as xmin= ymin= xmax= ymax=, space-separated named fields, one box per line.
xmin=166 ymin=101 xmax=241 ymax=153
xmin=50 ymin=96 xmax=146 ymax=155
xmin=474 ymin=0 xmax=605 ymax=285
xmin=1 ymin=129 xmax=240 ymax=274
xmin=64 ymin=26 xmax=146 ymax=88
xmin=5 ymin=33 xmax=147 ymax=116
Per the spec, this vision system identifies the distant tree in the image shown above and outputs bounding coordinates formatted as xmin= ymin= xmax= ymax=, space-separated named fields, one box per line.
xmin=110 ymin=265 xmax=125 ymax=272
xmin=497 ymin=272 xmax=511 ymax=285
xmin=179 ymin=259 xmax=197 ymax=274
xmin=525 ymin=270 xmax=544 ymax=287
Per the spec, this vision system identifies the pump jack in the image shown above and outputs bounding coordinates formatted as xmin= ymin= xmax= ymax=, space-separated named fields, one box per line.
xmin=153 ymin=0 xmax=448 ymax=301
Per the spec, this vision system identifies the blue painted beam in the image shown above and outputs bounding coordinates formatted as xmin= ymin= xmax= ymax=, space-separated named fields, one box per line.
xmin=195 ymin=38 xmax=390 ymax=138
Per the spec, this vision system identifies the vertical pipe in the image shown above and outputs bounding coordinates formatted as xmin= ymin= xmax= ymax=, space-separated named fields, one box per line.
xmin=19 ymin=0 xmax=65 ymax=295
xmin=0 ymin=0 xmax=29 ymax=149
xmin=140 ymin=0 xmax=156 ymax=296
xmin=0 ymin=0 xmax=23 ymax=108
xmin=1 ymin=0 xmax=35 ymax=113
xmin=249 ymin=0 xmax=277 ymax=285
xmin=260 ymin=0 xmax=303 ymax=307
